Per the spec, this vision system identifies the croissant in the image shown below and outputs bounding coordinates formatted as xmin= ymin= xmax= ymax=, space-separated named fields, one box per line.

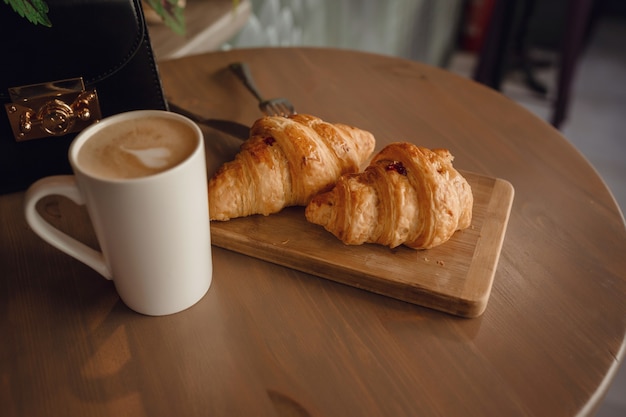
xmin=208 ymin=114 xmax=376 ymax=221
xmin=305 ymin=142 xmax=473 ymax=249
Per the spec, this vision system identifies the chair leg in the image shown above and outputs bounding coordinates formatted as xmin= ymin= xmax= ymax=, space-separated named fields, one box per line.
xmin=551 ymin=0 xmax=595 ymax=128
xmin=473 ymin=0 xmax=520 ymax=90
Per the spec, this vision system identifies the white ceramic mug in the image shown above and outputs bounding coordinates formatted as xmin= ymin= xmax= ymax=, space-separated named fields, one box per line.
xmin=24 ymin=110 xmax=212 ymax=316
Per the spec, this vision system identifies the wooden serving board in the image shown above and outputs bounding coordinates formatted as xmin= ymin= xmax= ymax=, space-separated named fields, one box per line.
xmin=210 ymin=171 xmax=514 ymax=318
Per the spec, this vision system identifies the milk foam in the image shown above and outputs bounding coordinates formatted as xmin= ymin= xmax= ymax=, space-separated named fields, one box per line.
xmin=77 ymin=116 xmax=197 ymax=179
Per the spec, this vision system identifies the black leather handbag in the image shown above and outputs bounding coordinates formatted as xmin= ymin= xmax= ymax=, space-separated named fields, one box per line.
xmin=0 ymin=0 xmax=168 ymax=194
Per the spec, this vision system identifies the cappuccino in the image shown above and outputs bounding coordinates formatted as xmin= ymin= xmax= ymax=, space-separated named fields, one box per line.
xmin=77 ymin=116 xmax=197 ymax=179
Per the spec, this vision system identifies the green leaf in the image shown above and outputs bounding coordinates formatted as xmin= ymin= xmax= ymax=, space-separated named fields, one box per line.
xmin=145 ymin=0 xmax=186 ymax=36
xmin=4 ymin=0 xmax=51 ymax=27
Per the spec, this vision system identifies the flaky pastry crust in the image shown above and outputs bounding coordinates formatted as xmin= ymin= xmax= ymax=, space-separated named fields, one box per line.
xmin=208 ymin=114 xmax=376 ymax=220
xmin=305 ymin=142 xmax=473 ymax=249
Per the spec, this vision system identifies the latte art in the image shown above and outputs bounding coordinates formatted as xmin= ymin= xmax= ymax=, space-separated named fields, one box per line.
xmin=77 ymin=116 xmax=197 ymax=179
xmin=121 ymin=146 xmax=173 ymax=169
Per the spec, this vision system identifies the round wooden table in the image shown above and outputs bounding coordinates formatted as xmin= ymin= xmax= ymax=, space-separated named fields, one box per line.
xmin=2 ymin=48 xmax=625 ymax=417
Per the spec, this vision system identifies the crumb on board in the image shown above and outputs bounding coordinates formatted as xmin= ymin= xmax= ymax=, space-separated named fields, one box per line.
xmin=422 ymin=257 xmax=445 ymax=266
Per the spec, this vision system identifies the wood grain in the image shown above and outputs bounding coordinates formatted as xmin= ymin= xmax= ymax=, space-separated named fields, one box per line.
xmin=210 ymin=172 xmax=514 ymax=317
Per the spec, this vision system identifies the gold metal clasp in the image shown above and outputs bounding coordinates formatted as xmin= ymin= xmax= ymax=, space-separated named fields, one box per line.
xmin=4 ymin=78 xmax=101 ymax=142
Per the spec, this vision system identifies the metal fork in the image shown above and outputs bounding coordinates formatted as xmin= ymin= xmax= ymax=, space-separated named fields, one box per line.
xmin=228 ymin=62 xmax=296 ymax=117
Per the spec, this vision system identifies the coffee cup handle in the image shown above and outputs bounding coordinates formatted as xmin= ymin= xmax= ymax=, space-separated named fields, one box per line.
xmin=24 ymin=176 xmax=112 ymax=280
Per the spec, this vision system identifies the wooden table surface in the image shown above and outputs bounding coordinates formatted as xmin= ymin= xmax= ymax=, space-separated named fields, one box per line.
xmin=2 ymin=48 xmax=625 ymax=417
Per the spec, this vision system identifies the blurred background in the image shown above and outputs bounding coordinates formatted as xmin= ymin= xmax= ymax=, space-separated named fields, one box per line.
xmin=223 ymin=0 xmax=624 ymax=206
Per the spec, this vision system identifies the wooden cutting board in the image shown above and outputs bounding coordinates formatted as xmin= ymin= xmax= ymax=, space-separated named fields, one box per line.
xmin=210 ymin=171 xmax=514 ymax=318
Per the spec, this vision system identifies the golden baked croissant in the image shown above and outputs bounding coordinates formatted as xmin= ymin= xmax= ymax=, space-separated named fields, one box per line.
xmin=209 ymin=114 xmax=376 ymax=221
xmin=305 ymin=142 xmax=473 ymax=249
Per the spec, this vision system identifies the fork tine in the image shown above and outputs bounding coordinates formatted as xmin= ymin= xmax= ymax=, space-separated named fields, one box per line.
xmin=272 ymin=103 xmax=284 ymax=117
xmin=276 ymin=102 xmax=292 ymax=117
xmin=260 ymin=99 xmax=296 ymax=117
xmin=279 ymin=100 xmax=296 ymax=116
xmin=262 ymin=102 xmax=279 ymax=117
